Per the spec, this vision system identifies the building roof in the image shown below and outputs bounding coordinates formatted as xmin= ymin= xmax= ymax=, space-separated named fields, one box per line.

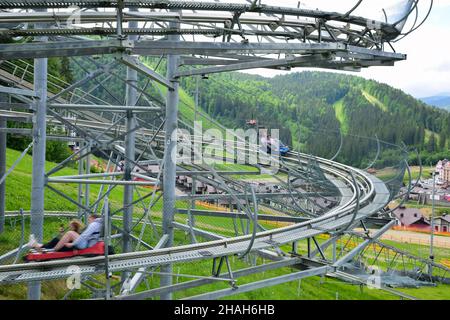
xmin=393 ymin=208 xmax=427 ymax=226
xmin=434 ymin=214 xmax=450 ymax=223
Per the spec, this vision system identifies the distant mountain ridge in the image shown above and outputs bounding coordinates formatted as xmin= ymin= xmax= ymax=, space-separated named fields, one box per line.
xmin=420 ymin=96 xmax=450 ymax=111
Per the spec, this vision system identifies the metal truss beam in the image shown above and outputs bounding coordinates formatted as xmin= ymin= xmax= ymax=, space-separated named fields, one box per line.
xmin=0 ymin=1 xmax=399 ymax=36
xmin=0 ymin=40 xmax=122 ymax=60
xmin=115 ymin=258 xmax=302 ymax=300
xmin=175 ymin=54 xmax=331 ymax=78
xmin=184 ymin=265 xmax=331 ymax=300
xmin=0 ymin=41 xmax=406 ymax=63
xmin=121 ymin=234 xmax=169 ymax=295
xmin=177 ymin=209 xmax=309 ymax=223
xmin=49 ymin=103 xmax=160 ymax=112
xmin=176 ymin=192 xmax=334 ymax=201
xmin=134 ymin=41 xmax=347 ymax=56
xmin=0 ymin=86 xmax=36 ymax=98
xmin=117 ymin=54 xmax=174 ymax=90
xmin=333 ymin=220 xmax=396 ymax=267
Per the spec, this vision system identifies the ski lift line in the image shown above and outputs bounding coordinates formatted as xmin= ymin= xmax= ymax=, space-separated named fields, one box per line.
xmin=308 ymin=127 xmax=411 ymax=152
xmin=187 ymin=78 xmax=402 ymax=164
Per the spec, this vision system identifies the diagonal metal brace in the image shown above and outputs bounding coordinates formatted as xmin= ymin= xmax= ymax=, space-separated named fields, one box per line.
xmin=212 ymin=256 xmax=237 ymax=289
xmin=116 ymin=54 xmax=174 ymax=90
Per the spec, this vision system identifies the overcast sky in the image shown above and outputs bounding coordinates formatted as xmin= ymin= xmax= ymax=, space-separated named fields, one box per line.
xmin=242 ymin=0 xmax=450 ymax=98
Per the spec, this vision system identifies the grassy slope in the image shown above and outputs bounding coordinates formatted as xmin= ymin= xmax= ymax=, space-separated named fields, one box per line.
xmin=333 ymin=99 xmax=348 ymax=134
xmin=361 ymin=89 xmax=388 ymax=112
xmin=4 ymin=148 xmax=140 ymax=212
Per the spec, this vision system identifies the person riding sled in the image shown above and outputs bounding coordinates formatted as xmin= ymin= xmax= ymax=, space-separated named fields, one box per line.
xmin=29 ymin=214 xmax=103 ymax=252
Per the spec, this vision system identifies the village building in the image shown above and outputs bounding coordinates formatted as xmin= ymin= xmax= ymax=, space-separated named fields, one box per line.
xmin=431 ymin=214 xmax=450 ymax=233
xmin=436 ymin=159 xmax=450 ymax=184
xmin=393 ymin=207 xmax=430 ymax=230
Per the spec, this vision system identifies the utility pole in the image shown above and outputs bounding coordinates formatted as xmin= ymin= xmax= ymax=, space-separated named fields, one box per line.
xmin=429 ymin=170 xmax=438 ymax=278
xmin=161 ymin=10 xmax=180 ymax=300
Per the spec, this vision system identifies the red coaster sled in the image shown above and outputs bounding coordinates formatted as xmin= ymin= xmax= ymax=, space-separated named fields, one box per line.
xmin=24 ymin=241 xmax=105 ymax=262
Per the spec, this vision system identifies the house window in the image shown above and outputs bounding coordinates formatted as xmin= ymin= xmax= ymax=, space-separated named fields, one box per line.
xmin=435 ymin=226 xmax=439 ymax=232
xmin=400 ymin=213 xmax=404 ymax=218
xmin=414 ymin=213 xmax=418 ymax=217
xmin=443 ymin=226 xmax=448 ymax=233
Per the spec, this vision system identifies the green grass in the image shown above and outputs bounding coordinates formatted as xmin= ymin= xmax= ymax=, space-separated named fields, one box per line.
xmin=4 ymin=148 xmax=155 ymax=213
xmin=361 ymin=89 xmax=388 ymax=112
xmin=374 ymin=166 xmax=434 ymax=185
xmin=333 ymin=99 xmax=348 ymax=134
xmin=396 ymin=284 xmax=450 ymax=300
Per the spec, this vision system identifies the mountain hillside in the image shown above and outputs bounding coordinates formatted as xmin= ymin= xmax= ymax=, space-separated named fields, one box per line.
xmin=6 ymin=57 xmax=448 ymax=169
xmin=181 ymin=71 xmax=450 ymax=167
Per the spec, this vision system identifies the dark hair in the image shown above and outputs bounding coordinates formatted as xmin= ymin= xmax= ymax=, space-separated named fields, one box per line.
xmin=89 ymin=214 xmax=100 ymax=219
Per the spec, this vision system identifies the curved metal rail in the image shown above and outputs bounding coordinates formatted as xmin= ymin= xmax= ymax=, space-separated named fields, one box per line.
xmin=0 ymin=147 xmax=390 ymax=285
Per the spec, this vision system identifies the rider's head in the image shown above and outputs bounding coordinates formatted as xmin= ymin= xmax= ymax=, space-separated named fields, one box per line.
xmin=69 ymin=219 xmax=84 ymax=233
xmin=88 ymin=214 xmax=99 ymax=223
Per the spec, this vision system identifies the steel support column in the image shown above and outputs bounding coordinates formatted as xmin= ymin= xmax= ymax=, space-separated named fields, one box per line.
xmin=85 ymin=144 xmax=90 ymax=223
xmin=28 ymin=27 xmax=48 ymax=300
xmin=78 ymin=143 xmax=85 ymax=219
xmin=161 ymin=11 xmax=180 ymax=300
xmin=122 ymin=7 xmax=138 ymax=279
